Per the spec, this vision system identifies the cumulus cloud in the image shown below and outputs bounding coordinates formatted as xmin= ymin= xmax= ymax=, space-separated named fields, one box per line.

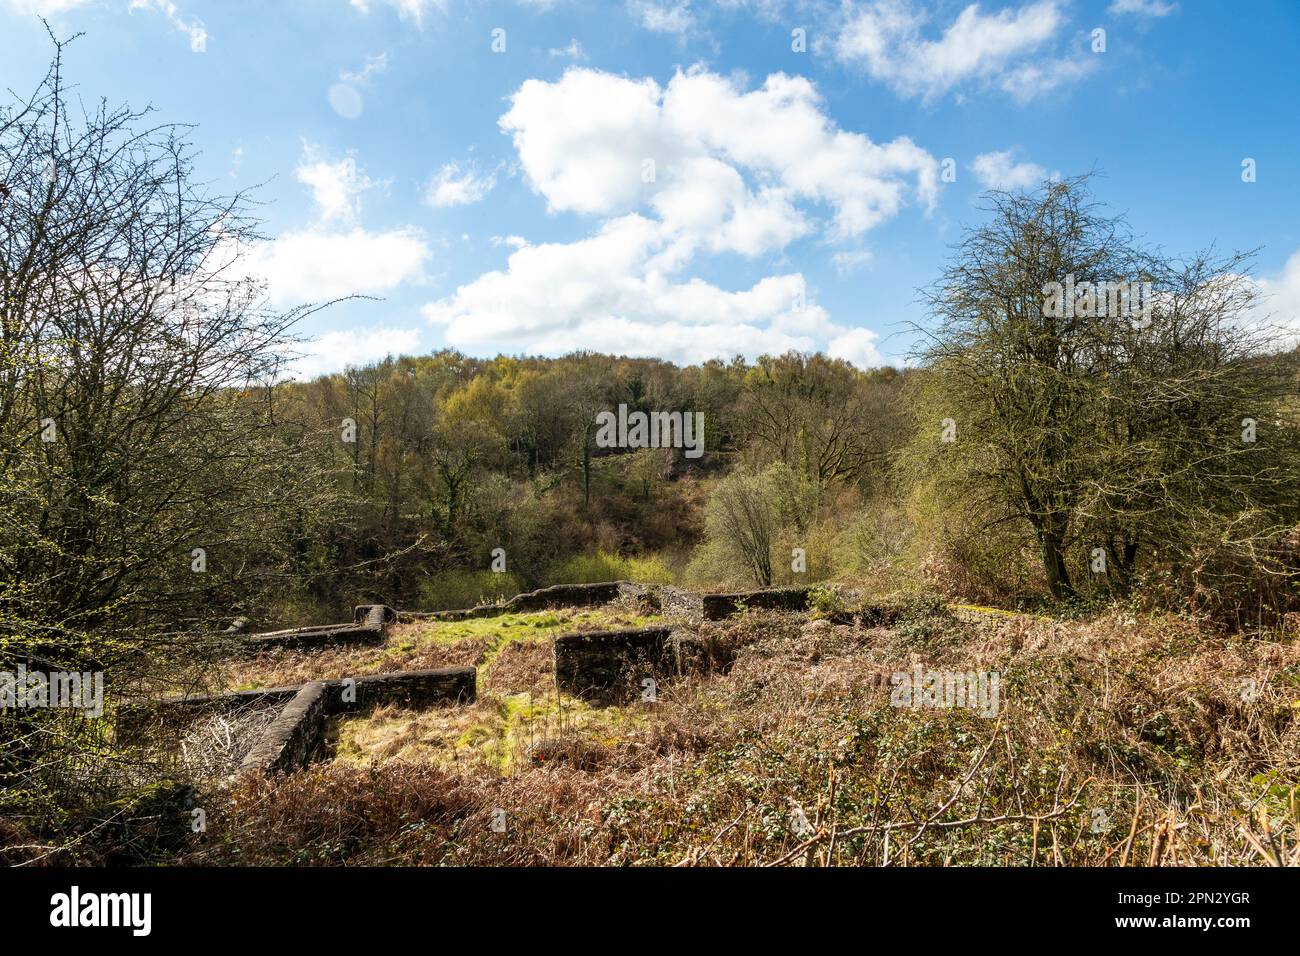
xmin=424 ymin=216 xmax=831 ymax=363
xmin=630 ymin=0 xmax=695 ymax=35
xmin=286 ymin=326 xmax=423 ymax=379
xmin=827 ymin=327 xmax=885 ymax=368
xmin=424 ymin=67 xmax=931 ymax=366
xmin=247 ymin=145 xmax=428 ymax=306
xmin=424 ymin=161 xmax=498 ymax=208
xmin=971 ymin=149 xmax=1049 ymax=190
xmin=295 ymin=143 xmax=379 ymax=225
xmin=1254 ymin=249 xmax=1300 ymax=343
xmin=501 ymin=67 xmax=938 ymax=241
xmin=835 ymin=0 xmax=1095 ymax=103
xmin=249 ymin=228 xmax=430 ymax=306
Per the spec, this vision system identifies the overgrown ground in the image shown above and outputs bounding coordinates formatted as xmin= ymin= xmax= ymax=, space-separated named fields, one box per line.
xmin=203 ymin=605 xmax=662 ymax=693
xmin=164 ymin=596 xmax=1299 ymax=867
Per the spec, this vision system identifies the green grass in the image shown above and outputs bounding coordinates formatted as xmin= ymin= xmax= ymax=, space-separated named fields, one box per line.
xmin=421 ymin=607 xmax=661 ymax=663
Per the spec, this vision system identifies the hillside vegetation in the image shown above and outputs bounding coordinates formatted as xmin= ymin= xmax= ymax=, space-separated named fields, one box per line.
xmin=3 ymin=46 xmax=1299 ymax=867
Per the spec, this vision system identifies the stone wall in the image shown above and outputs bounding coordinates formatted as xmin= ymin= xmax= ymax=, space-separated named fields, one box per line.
xmin=554 ymin=626 xmax=701 ymax=705
xmin=652 ymin=585 xmax=706 ymax=620
xmin=330 ymin=667 xmax=476 ymax=711
xmin=120 ymin=666 xmax=476 ymax=775
xmin=116 ymin=686 xmax=301 ymax=741
xmin=236 ymin=604 xmax=396 ymax=652
xmin=400 ymin=582 xmax=627 ymax=622
xmin=238 ymin=681 xmax=330 ymax=774
xmin=701 ymin=586 xmax=812 ymax=621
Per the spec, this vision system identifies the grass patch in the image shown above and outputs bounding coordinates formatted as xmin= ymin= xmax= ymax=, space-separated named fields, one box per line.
xmin=330 ymin=691 xmax=651 ymax=774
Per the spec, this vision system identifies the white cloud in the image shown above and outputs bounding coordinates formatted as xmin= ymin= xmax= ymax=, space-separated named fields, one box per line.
xmin=1108 ymin=0 xmax=1176 ymax=16
xmin=424 ymin=161 xmax=498 ymax=208
xmin=340 ymin=52 xmax=390 ymax=85
xmin=827 ymin=327 xmax=884 ymax=368
xmin=295 ymin=144 xmax=379 ymax=225
xmin=971 ymin=149 xmax=1048 ymax=190
xmin=832 ymin=249 xmax=873 ymax=276
xmin=630 ymin=0 xmax=695 ymax=35
xmin=249 ymin=227 xmax=430 ymax=306
xmin=250 ymin=144 xmax=424 ymax=307
xmin=1255 ymin=249 xmax=1300 ymax=342
xmin=548 ymin=38 xmax=588 ymax=59
xmin=423 ymin=66 xmax=934 ymax=365
xmin=835 ymin=0 xmax=1094 ymax=103
xmin=501 ymin=67 xmax=937 ymax=241
xmin=348 ymin=0 xmax=446 ymax=27
xmin=127 ymin=0 xmax=207 ymax=50
xmin=996 ymin=57 xmax=1095 ymax=103
xmin=424 ymin=216 xmax=831 ymax=362
xmin=287 ymin=326 xmax=423 ymax=379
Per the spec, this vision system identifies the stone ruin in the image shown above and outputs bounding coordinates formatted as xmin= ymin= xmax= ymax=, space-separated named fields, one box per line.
xmin=119 ymin=667 xmax=477 ymax=775
xmin=124 ymin=582 xmax=840 ymax=777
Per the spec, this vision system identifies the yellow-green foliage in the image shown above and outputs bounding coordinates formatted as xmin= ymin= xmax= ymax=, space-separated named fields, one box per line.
xmin=546 ymin=550 xmax=675 ymax=585
xmin=418 ymin=569 xmax=525 ymax=611
xmin=426 ymin=607 xmax=661 ymax=649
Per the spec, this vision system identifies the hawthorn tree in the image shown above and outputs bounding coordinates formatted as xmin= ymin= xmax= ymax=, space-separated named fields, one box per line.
xmin=0 ymin=36 xmax=343 ymax=832
xmin=905 ymin=175 xmax=1300 ymax=602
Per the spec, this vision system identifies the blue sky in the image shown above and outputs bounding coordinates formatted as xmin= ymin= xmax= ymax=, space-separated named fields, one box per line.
xmin=2 ymin=0 xmax=1299 ymax=375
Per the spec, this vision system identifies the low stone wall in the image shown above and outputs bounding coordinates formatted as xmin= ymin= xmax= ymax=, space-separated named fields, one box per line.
xmin=237 ymin=604 xmax=396 ymax=651
xmin=554 ymin=626 xmax=708 ymax=704
xmin=330 ymin=667 xmax=476 ymax=711
xmin=514 ymin=582 xmax=623 ymax=611
xmin=120 ymin=666 xmax=476 ymax=775
xmin=400 ymin=582 xmax=627 ymax=622
xmin=238 ymin=681 xmax=329 ymax=774
xmin=701 ymin=586 xmax=812 ymax=620
xmin=116 ymin=686 xmax=301 ymax=741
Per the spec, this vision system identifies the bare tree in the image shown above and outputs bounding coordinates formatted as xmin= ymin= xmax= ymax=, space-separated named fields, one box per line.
xmin=740 ymin=352 xmax=899 ymax=491
xmin=0 ymin=35 xmax=345 ymax=836
xmin=905 ymin=175 xmax=1300 ymax=601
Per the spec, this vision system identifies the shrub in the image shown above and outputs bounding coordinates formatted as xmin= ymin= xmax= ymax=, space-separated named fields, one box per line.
xmin=545 ymin=550 xmax=675 ymax=585
xmin=418 ymin=569 xmax=525 ymax=611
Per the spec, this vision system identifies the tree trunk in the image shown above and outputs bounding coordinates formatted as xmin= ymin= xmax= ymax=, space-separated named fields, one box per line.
xmin=1041 ymin=533 xmax=1074 ymax=600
